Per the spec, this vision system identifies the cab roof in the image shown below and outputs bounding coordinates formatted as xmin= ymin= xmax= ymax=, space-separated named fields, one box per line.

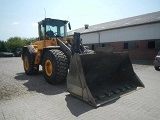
xmin=38 ymin=18 xmax=68 ymax=24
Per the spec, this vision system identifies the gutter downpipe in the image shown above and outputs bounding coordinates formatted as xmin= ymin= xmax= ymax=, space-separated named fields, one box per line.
xmin=97 ymin=32 xmax=100 ymax=47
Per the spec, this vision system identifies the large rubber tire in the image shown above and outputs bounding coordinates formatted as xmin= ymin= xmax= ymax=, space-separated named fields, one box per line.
xmin=23 ymin=51 xmax=39 ymax=75
xmin=42 ymin=49 xmax=68 ymax=85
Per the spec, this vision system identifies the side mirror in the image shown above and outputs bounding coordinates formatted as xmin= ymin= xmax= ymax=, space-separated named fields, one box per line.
xmin=68 ymin=22 xmax=71 ymax=30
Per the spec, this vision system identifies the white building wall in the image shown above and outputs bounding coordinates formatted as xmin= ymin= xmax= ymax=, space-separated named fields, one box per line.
xmin=80 ymin=32 xmax=98 ymax=44
xmin=80 ymin=23 xmax=160 ymax=44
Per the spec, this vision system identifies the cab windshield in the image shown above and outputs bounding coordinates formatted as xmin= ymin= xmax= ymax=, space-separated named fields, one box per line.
xmin=39 ymin=19 xmax=67 ymax=40
xmin=46 ymin=20 xmax=67 ymax=38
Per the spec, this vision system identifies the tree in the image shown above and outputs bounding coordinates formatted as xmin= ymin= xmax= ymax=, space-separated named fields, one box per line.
xmin=6 ymin=37 xmax=27 ymax=53
xmin=22 ymin=37 xmax=37 ymax=45
xmin=0 ymin=41 xmax=8 ymax=52
xmin=3 ymin=37 xmax=37 ymax=53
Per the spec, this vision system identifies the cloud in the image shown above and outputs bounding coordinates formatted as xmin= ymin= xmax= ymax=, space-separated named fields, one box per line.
xmin=31 ymin=22 xmax=38 ymax=27
xmin=12 ymin=22 xmax=19 ymax=25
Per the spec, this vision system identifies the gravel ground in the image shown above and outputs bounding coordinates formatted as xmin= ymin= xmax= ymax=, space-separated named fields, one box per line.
xmin=0 ymin=58 xmax=28 ymax=100
xmin=0 ymin=57 xmax=153 ymax=101
xmin=0 ymin=57 xmax=160 ymax=120
xmin=0 ymin=57 xmax=67 ymax=101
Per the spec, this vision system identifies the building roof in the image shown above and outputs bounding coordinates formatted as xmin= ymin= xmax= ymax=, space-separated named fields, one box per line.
xmin=68 ymin=11 xmax=160 ymax=36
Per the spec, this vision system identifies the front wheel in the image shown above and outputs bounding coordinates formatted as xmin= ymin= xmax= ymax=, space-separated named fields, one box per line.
xmin=42 ymin=49 xmax=68 ymax=85
xmin=23 ymin=51 xmax=39 ymax=75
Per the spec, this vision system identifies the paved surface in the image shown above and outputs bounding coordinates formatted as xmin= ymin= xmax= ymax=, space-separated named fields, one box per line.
xmin=0 ymin=57 xmax=160 ymax=120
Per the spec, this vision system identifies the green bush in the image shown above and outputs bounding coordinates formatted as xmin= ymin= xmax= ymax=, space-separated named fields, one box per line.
xmin=0 ymin=37 xmax=37 ymax=53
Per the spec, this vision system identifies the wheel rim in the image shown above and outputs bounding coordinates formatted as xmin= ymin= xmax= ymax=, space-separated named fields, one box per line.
xmin=24 ymin=58 xmax=29 ymax=70
xmin=45 ymin=60 xmax=52 ymax=76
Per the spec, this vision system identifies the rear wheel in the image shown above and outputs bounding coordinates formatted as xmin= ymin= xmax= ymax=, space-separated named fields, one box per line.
xmin=23 ymin=51 xmax=39 ymax=75
xmin=42 ymin=49 xmax=68 ymax=85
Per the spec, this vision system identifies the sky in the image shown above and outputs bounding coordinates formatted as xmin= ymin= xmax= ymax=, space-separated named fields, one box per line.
xmin=0 ymin=0 xmax=160 ymax=41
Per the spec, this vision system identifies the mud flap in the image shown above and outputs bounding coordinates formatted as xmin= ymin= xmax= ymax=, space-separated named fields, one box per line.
xmin=67 ymin=52 xmax=144 ymax=107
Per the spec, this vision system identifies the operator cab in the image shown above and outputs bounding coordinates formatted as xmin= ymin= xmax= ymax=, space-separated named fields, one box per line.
xmin=38 ymin=18 xmax=71 ymax=40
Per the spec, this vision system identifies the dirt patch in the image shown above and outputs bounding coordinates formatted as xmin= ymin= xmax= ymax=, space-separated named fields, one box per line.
xmin=0 ymin=81 xmax=28 ymax=101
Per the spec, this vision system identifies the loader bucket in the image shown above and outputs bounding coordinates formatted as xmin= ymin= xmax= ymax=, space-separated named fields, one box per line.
xmin=67 ymin=52 xmax=144 ymax=107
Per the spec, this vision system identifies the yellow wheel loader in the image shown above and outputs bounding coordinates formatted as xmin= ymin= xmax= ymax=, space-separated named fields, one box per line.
xmin=22 ymin=18 xmax=144 ymax=107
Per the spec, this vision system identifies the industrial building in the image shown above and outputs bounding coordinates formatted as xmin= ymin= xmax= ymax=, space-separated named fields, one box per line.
xmin=68 ymin=11 xmax=160 ymax=61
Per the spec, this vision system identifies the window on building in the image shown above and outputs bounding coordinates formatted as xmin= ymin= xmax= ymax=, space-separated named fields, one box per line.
xmin=92 ymin=44 xmax=95 ymax=50
xmin=129 ymin=41 xmax=136 ymax=50
xmin=148 ymin=41 xmax=155 ymax=49
xmin=102 ymin=44 xmax=105 ymax=47
xmin=124 ymin=43 xmax=128 ymax=49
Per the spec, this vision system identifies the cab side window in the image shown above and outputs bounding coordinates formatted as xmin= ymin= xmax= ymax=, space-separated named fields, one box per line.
xmin=40 ymin=24 xmax=45 ymax=40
